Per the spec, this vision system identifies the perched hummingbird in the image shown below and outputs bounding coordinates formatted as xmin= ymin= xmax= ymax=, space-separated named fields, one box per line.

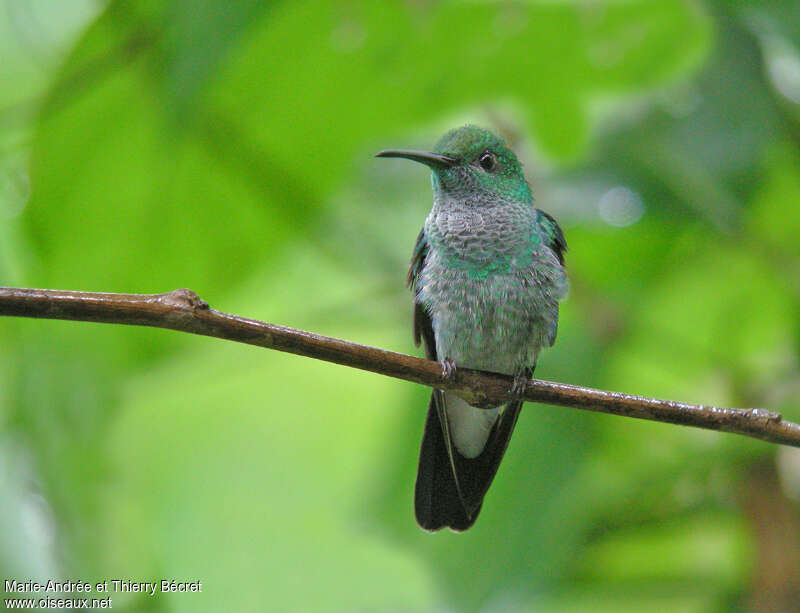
xmin=377 ymin=126 xmax=568 ymax=531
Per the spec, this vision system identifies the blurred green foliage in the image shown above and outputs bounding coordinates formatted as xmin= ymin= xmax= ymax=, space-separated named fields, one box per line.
xmin=1 ymin=1 xmax=799 ymax=612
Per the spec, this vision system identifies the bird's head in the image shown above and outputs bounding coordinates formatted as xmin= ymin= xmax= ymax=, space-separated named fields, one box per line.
xmin=377 ymin=125 xmax=532 ymax=203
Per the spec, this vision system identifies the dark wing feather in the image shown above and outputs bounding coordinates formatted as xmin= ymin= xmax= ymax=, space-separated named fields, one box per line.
xmin=537 ymin=209 xmax=566 ymax=347
xmin=408 ymin=229 xmax=435 ymax=353
xmin=406 ymin=228 xmax=428 ymax=290
xmin=537 ymin=209 xmax=567 ymax=265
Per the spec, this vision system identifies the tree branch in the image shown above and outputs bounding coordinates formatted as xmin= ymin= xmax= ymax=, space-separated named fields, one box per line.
xmin=1 ymin=286 xmax=798 ymax=448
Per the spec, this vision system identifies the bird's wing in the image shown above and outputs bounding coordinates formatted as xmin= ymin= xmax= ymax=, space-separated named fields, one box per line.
xmin=537 ymin=209 xmax=567 ymax=347
xmin=407 ymin=229 xmax=437 ymax=357
xmin=537 ymin=209 xmax=567 ymax=265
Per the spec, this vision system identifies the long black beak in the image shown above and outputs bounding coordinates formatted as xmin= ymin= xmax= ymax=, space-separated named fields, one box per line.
xmin=375 ymin=149 xmax=457 ymax=169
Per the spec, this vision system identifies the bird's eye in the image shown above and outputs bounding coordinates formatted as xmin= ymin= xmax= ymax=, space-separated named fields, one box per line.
xmin=479 ymin=152 xmax=497 ymax=172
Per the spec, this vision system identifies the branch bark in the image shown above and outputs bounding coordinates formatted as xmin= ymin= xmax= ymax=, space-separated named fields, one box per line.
xmin=1 ymin=286 xmax=798 ymax=448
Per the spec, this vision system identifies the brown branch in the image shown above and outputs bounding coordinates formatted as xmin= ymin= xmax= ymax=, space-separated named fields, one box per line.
xmin=1 ymin=286 xmax=798 ymax=448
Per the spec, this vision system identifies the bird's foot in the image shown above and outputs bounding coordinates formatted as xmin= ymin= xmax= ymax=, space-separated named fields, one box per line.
xmin=440 ymin=358 xmax=457 ymax=381
xmin=510 ymin=372 xmax=529 ymax=400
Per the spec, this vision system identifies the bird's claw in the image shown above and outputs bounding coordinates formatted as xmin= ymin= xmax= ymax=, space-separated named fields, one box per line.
xmin=510 ymin=373 xmax=528 ymax=399
xmin=441 ymin=358 xmax=457 ymax=381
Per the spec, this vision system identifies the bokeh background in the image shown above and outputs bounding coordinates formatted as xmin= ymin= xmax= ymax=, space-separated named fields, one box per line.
xmin=1 ymin=1 xmax=799 ymax=611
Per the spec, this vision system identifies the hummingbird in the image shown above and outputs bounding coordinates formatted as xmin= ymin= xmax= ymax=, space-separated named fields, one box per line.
xmin=377 ymin=125 xmax=568 ymax=531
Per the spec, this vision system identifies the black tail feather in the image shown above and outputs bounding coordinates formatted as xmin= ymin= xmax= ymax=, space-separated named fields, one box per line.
xmin=415 ymin=394 xmax=475 ymax=531
xmin=414 ymin=391 xmax=523 ymax=532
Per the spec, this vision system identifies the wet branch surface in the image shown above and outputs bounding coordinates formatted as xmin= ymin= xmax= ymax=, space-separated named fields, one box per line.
xmin=1 ymin=286 xmax=798 ymax=448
